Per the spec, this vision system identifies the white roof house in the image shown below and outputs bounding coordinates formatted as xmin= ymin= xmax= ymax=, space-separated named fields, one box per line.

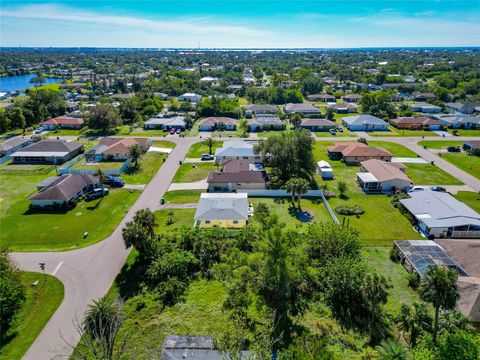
xmin=178 ymin=93 xmax=202 ymax=103
xmin=400 ymin=191 xmax=480 ymax=239
xmin=194 ymin=193 xmax=249 ymax=223
xmin=342 ymin=115 xmax=389 ymax=131
xmin=144 ymin=116 xmax=186 ymax=129
xmin=215 ymin=141 xmax=261 ymax=162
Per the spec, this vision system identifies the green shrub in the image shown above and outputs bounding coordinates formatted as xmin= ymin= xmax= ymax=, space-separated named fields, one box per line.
xmin=335 ymin=205 xmax=365 ymax=216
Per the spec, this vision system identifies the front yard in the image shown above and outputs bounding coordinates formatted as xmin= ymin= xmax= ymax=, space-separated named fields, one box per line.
xmin=404 ymin=163 xmax=463 ymax=185
xmin=155 ymin=208 xmax=196 ymax=232
xmin=172 ymin=162 xmax=217 ymax=183
xmin=121 ymin=151 xmax=167 ymax=185
xmin=0 ymin=171 xmax=140 ymax=251
xmin=186 ymin=141 xmax=223 ymax=158
xmin=454 ymin=191 xmax=480 ymax=213
xmin=163 ymin=190 xmax=203 ymax=204
xmin=369 ymin=126 xmax=438 ymax=138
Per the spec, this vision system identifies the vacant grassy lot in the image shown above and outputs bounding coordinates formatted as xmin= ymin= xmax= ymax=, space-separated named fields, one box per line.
xmin=121 ymin=151 xmax=166 ymax=185
xmin=172 ymin=162 xmax=217 ymax=183
xmin=155 ymin=208 xmax=196 ymax=232
xmin=454 ymin=191 xmax=480 ymax=212
xmin=418 ymin=140 xmax=462 ymax=149
xmin=163 ymin=190 xmax=203 ymax=204
xmin=362 ymin=247 xmax=422 ymax=310
xmin=404 ymin=163 xmax=463 ymax=185
xmin=441 ymin=152 xmax=480 ymax=179
xmin=329 ymin=194 xmax=422 ymax=246
xmin=370 ymin=126 xmax=438 ymax=138
xmin=250 ymin=197 xmax=331 ymax=228
xmin=369 ymin=141 xmax=419 ymax=158
xmin=152 ymin=140 xmax=176 ymax=149
xmin=69 ymin=158 xmax=124 ymax=171
xmin=0 ymin=175 xmax=140 ymax=251
xmin=186 ymin=141 xmax=223 ymax=158
xmin=447 ymin=129 xmax=480 ymax=137
xmin=0 ymin=272 xmax=64 ymax=360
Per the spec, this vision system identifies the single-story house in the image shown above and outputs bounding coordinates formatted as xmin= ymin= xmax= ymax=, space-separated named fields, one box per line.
xmin=65 ymin=101 xmax=79 ymax=112
xmin=327 ymin=103 xmax=359 ymax=114
xmin=445 ymin=102 xmax=480 ymax=115
xmin=200 ymin=76 xmax=219 ymax=83
xmin=110 ymin=93 xmax=135 ymax=100
xmin=0 ymin=137 xmax=33 ymax=157
xmin=162 ymin=336 xmax=250 ymax=360
xmin=434 ymin=114 xmax=480 ymax=129
xmin=327 ymin=142 xmax=393 ymax=165
xmin=215 ymin=141 xmax=261 ymax=163
xmin=343 ymin=94 xmax=362 ymax=103
xmin=400 ymin=191 xmax=480 ymax=239
xmin=194 ymin=193 xmax=249 ymax=228
xmin=40 ymin=116 xmax=85 ymax=130
xmin=389 ymin=117 xmax=441 ymax=130
xmin=178 ymin=93 xmax=202 ymax=103
xmin=29 ymin=174 xmax=99 ymax=208
xmin=463 ymin=141 xmax=480 ymax=151
xmin=410 ymin=103 xmax=441 ymax=114
xmin=357 ymin=159 xmax=411 ymax=193
xmin=317 ymin=160 xmax=333 ymax=180
xmin=283 ymin=103 xmax=321 ymax=115
xmin=144 ymin=116 xmax=186 ymax=130
xmin=248 ymin=117 xmax=285 ymax=132
xmin=86 ymin=137 xmax=151 ymax=161
xmin=11 ymin=140 xmax=84 ymax=164
xmin=244 ymin=104 xmax=278 ymax=117
xmin=307 ymin=94 xmax=335 ymax=102
xmin=342 ymin=115 xmax=389 ymax=131
xmin=413 ymin=92 xmax=436 ymax=102
xmin=207 ymin=159 xmax=267 ymax=192
xmin=60 ymin=83 xmax=88 ymax=90
xmin=199 ymin=117 xmax=237 ymax=131
xmin=300 ymin=118 xmax=337 ymax=132
xmin=153 ymin=92 xmax=168 ymax=100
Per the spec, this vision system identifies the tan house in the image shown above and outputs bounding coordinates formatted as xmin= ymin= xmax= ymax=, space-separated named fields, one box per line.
xmin=194 ymin=193 xmax=249 ymax=228
xmin=357 ymin=159 xmax=412 ymax=192
xmin=207 ymin=160 xmax=267 ymax=192
xmin=86 ymin=137 xmax=152 ymax=161
xmin=327 ymin=142 xmax=393 ymax=165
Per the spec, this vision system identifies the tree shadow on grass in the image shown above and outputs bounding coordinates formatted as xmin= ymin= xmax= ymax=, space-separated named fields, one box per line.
xmin=123 ymin=164 xmax=141 ymax=175
xmin=288 ymin=205 xmax=315 ymax=223
xmin=113 ymin=253 xmax=145 ymax=300
xmin=23 ymin=207 xmax=69 ymax=215
xmin=85 ymin=197 xmax=104 ymax=211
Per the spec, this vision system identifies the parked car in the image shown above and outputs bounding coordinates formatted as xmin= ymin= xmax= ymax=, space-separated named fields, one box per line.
xmin=85 ymin=188 xmax=109 ymax=200
xmin=337 ymin=127 xmax=343 ymax=132
xmin=201 ymin=153 xmax=214 ymax=161
xmin=104 ymin=176 xmax=124 ymax=188
xmin=329 ymin=129 xmax=337 ymax=135
xmin=408 ymin=186 xmax=426 ymax=193
xmin=176 ymin=128 xmax=182 ymax=134
xmin=447 ymin=146 xmax=461 ymax=152
xmin=34 ymin=127 xmax=44 ymax=134
xmin=169 ymin=128 xmax=176 ymax=135
xmin=430 ymin=186 xmax=446 ymax=192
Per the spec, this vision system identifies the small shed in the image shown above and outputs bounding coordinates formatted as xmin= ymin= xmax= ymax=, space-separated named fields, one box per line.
xmin=317 ymin=160 xmax=334 ymax=180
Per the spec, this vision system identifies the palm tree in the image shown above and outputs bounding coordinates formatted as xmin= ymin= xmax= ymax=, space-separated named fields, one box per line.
xmin=289 ymin=113 xmax=302 ymax=128
xmin=376 ymin=339 xmax=407 ymax=360
xmin=284 ymin=177 xmax=309 ymax=211
xmin=396 ymin=302 xmax=432 ymax=347
xmin=203 ymin=137 xmax=216 ymax=155
xmin=337 ymin=180 xmax=348 ymax=198
xmin=239 ymin=119 xmax=249 ymax=137
xmin=128 ymin=143 xmax=145 ymax=167
xmin=418 ymin=266 xmax=460 ymax=344
xmin=94 ymin=168 xmax=106 ymax=188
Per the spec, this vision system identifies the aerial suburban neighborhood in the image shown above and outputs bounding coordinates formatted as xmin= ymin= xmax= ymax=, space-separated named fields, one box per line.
xmin=1 ymin=2 xmax=480 ymax=358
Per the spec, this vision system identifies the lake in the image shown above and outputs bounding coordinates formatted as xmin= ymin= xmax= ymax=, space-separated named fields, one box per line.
xmin=0 ymin=74 xmax=63 ymax=92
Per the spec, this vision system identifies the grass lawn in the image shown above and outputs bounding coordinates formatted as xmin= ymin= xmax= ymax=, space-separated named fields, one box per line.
xmin=0 ymin=272 xmax=64 ymax=360
xmin=155 ymin=208 xmax=196 ymax=232
xmin=448 ymin=129 xmax=480 ymax=137
xmin=163 ymin=190 xmax=203 ymax=204
xmin=370 ymin=126 xmax=438 ymax=138
xmin=69 ymin=159 xmax=124 ymax=172
xmin=0 ymin=181 xmax=140 ymax=251
xmin=152 ymin=140 xmax=176 ymax=149
xmin=329 ymin=194 xmax=422 ymax=246
xmin=369 ymin=141 xmax=419 ymax=158
xmin=249 ymin=197 xmax=331 ymax=228
xmin=186 ymin=141 xmax=223 ymax=158
xmin=47 ymin=128 xmax=84 ymax=137
xmin=404 ymin=163 xmax=463 ymax=185
xmin=0 ymin=162 xmax=52 ymax=172
xmin=454 ymin=191 xmax=480 ymax=213
xmin=418 ymin=140 xmax=462 ymax=149
xmin=121 ymin=152 xmax=166 ymax=185
xmin=362 ymin=247 xmax=421 ymax=310
xmin=441 ymin=152 xmax=480 ymax=179
xmin=172 ymin=162 xmax=217 ymax=183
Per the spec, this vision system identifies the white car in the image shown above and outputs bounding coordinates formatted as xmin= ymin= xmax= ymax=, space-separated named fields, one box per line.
xmin=34 ymin=127 xmax=44 ymax=134
xmin=408 ymin=186 xmax=426 ymax=193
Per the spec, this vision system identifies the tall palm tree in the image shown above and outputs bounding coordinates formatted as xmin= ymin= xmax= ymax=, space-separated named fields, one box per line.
xmin=396 ymin=302 xmax=432 ymax=347
xmin=418 ymin=266 xmax=460 ymax=344
xmin=128 ymin=143 xmax=145 ymax=167
xmin=203 ymin=137 xmax=216 ymax=155
xmin=94 ymin=168 xmax=106 ymax=190
xmin=239 ymin=119 xmax=249 ymax=137
xmin=284 ymin=177 xmax=309 ymax=211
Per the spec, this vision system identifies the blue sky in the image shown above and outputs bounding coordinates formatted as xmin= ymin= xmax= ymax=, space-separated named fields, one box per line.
xmin=1 ymin=0 xmax=479 ymax=48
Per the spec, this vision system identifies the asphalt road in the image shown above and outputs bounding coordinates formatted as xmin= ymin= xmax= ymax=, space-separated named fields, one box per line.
xmin=9 ymin=134 xmax=480 ymax=359
xmin=11 ymin=136 xmax=198 ymax=360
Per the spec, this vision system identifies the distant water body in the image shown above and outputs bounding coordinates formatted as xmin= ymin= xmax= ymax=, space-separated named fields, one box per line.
xmin=0 ymin=74 xmax=63 ymax=92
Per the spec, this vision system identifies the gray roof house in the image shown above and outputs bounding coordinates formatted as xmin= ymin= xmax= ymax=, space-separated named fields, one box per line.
xmin=327 ymin=102 xmax=359 ymax=114
xmin=214 ymin=141 xmax=261 ymax=162
xmin=244 ymin=104 xmax=278 ymax=117
xmin=11 ymin=140 xmax=84 ymax=164
xmin=162 ymin=336 xmax=250 ymax=360
xmin=247 ymin=116 xmax=285 ymax=131
xmin=194 ymin=193 xmax=249 ymax=228
xmin=400 ymin=191 xmax=480 ymax=239
xmin=283 ymin=103 xmax=321 ymax=114
xmin=144 ymin=116 xmax=186 ymax=130
xmin=301 ymin=118 xmax=337 ymax=131
xmin=342 ymin=114 xmax=389 ymax=131
xmin=410 ymin=103 xmax=442 ymax=114
xmin=445 ymin=102 xmax=480 ymax=115
xmin=0 ymin=137 xmax=33 ymax=157
xmin=30 ymin=174 xmax=99 ymax=208
xmin=433 ymin=114 xmax=480 ymax=129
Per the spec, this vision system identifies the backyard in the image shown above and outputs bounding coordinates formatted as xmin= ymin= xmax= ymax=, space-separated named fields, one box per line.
xmin=155 ymin=208 xmax=196 ymax=232
xmin=0 ymin=272 xmax=64 ymax=360
xmin=172 ymin=162 xmax=217 ymax=183
xmin=0 ymin=170 xmax=140 ymax=251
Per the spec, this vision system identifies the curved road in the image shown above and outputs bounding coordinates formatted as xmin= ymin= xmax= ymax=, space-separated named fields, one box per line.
xmin=10 ymin=134 xmax=480 ymax=359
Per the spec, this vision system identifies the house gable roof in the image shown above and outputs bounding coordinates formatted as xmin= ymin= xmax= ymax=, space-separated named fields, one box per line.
xmin=30 ymin=174 xmax=98 ymax=201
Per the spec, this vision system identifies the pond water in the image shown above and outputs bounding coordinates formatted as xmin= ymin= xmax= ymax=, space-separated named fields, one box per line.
xmin=0 ymin=74 xmax=63 ymax=92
